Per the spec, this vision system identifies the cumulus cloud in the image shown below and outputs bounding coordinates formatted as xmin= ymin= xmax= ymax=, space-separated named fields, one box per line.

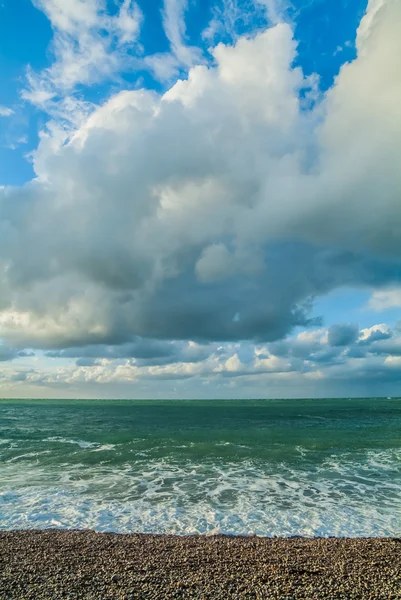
xmin=359 ymin=323 xmax=392 ymax=344
xmin=0 ymin=0 xmax=400 ymax=383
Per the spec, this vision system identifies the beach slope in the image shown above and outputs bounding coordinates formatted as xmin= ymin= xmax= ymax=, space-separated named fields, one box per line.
xmin=0 ymin=531 xmax=400 ymax=599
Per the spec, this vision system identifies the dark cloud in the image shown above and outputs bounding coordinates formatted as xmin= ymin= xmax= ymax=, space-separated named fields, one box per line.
xmin=47 ymin=339 xmax=176 ymax=360
xmin=75 ymin=357 xmax=102 ymax=367
xmin=344 ymin=346 xmax=366 ymax=359
xmin=328 ymin=324 xmax=359 ymax=347
xmin=0 ymin=346 xmax=33 ymax=362
xmin=48 ymin=339 xmax=214 ymax=367
xmin=0 ymin=346 xmax=19 ymax=362
xmin=10 ymin=371 xmax=29 ymax=382
xmin=369 ymin=339 xmax=401 ymax=357
xmin=138 ymin=372 xmax=196 ymax=381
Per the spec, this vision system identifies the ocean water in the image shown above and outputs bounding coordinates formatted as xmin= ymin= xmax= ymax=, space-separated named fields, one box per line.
xmin=0 ymin=398 xmax=400 ymax=537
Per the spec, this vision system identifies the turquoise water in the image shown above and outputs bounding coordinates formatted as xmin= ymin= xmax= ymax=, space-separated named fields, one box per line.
xmin=1 ymin=398 xmax=400 ymax=536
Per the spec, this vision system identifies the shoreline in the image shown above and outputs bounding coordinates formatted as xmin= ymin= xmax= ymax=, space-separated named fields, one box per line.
xmin=1 ymin=530 xmax=400 ymax=599
xmin=1 ymin=528 xmax=400 ymax=539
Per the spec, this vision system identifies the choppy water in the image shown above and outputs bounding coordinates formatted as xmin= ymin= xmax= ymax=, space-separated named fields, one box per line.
xmin=0 ymin=398 xmax=400 ymax=536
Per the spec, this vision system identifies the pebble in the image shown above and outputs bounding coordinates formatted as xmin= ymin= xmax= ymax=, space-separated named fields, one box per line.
xmin=0 ymin=531 xmax=400 ymax=599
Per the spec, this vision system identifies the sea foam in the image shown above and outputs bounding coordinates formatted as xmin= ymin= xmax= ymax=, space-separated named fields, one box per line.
xmin=0 ymin=448 xmax=400 ymax=537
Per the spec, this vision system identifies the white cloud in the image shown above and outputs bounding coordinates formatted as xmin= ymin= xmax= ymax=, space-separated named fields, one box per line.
xmin=367 ymin=288 xmax=401 ymax=311
xmin=384 ymin=355 xmax=401 ymax=368
xmin=24 ymin=0 xmax=142 ymax=107
xmin=201 ymin=0 xmax=282 ymax=45
xmin=162 ymin=0 xmax=200 ymax=66
xmin=0 ymin=106 xmax=14 ymax=117
xmin=145 ymin=0 xmax=203 ymax=80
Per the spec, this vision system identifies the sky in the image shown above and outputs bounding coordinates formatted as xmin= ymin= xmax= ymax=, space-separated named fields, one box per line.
xmin=0 ymin=0 xmax=400 ymax=399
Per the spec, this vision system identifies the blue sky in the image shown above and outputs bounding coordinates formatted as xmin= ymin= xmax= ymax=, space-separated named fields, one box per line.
xmin=0 ymin=0 xmax=400 ymax=398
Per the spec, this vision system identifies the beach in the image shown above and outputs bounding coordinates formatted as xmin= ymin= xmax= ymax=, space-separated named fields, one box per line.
xmin=1 ymin=530 xmax=400 ymax=599
xmin=1 ymin=399 xmax=400 ymax=598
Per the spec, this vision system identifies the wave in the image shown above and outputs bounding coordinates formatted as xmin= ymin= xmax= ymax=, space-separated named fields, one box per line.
xmin=0 ymin=449 xmax=400 ymax=537
xmin=44 ymin=437 xmax=115 ymax=451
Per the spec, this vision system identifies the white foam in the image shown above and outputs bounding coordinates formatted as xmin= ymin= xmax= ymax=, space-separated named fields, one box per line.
xmin=45 ymin=437 xmax=98 ymax=448
xmin=7 ymin=451 xmax=52 ymax=462
xmin=91 ymin=444 xmax=116 ymax=452
xmin=44 ymin=437 xmax=115 ymax=451
xmin=0 ymin=449 xmax=400 ymax=537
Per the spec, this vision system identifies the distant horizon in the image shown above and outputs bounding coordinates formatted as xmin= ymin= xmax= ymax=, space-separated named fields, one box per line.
xmin=1 ymin=395 xmax=399 ymax=402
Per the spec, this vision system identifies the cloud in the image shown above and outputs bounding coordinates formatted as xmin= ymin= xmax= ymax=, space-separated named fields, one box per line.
xmin=23 ymin=0 xmax=142 ymax=108
xmin=145 ymin=0 xmax=203 ymax=80
xmin=0 ymin=345 xmax=33 ymax=362
xmin=0 ymin=106 xmax=14 ymax=117
xmin=2 ymin=320 xmax=401 ymax=398
xmin=268 ymin=329 xmax=342 ymax=365
xmin=0 ymin=345 xmax=19 ymax=362
xmin=46 ymin=339 xmax=213 ymax=367
xmin=328 ymin=324 xmax=359 ymax=347
xmin=75 ymin=357 xmax=101 ymax=367
xmin=161 ymin=0 xmax=200 ymax=66
xmin=359 ymin=323 xmax=392 ymax=344
xmin=367 ymin=288 xmax=401 ymax=310
xmin=0 ymin=0 xmax=400 ymax=363
xmin=368 ymin=335 xmax=401 ymax=357
xmin=196 ymin=243 xmax=232 ymax=283
xmin=202 ymin=0 xmax=282 ymax=45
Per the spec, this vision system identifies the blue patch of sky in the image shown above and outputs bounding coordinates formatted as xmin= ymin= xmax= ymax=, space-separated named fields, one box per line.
xmin=0 ymin=0 xmax=54 ymax=185
xmin=292 ymin=0 xmax=368 ymax=91
xmin=137 ymin=0 xmax=169 ymax=54
xmin=184 ymin=0 xmax=218 ymax=57
xmin=189 ymin=0 xmax=261 ymax=45
xmin=105 ymin=0 xmax=173 ymax=93
xmin=0 ymin=0 xmax=52 ymax=100
xmin=312 ymin=288 xmax=401 ymax=329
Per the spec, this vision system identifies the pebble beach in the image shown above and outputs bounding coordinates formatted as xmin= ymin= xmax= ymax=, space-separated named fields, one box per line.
xmin=1 ymin=530 xmax=400 ymax=599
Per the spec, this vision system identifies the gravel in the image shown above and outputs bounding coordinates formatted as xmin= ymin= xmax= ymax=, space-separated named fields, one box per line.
xmin=0 ymin=530 xmax=400 ymax=599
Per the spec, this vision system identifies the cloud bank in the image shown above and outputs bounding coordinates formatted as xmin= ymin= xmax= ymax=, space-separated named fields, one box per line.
xmin=2 ymin=320 xmax=401 ymax=398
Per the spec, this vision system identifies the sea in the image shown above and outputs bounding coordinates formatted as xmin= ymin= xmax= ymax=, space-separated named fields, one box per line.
xmin=0 ymin=398 xmax=400 ymax=537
